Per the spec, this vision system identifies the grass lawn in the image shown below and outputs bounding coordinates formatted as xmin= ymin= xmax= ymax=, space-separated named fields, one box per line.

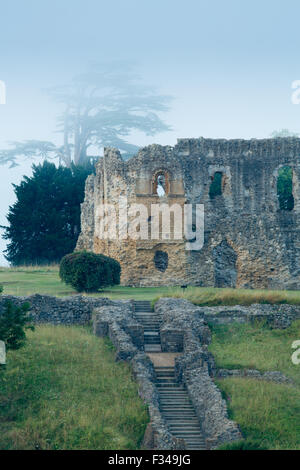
xmin=1 ymin=266 xmax=300 ymax=305
xmin=0 ymin=326 xmax=148 ymax=450
xmin=209 ymin=320 xmax=300 ymax=449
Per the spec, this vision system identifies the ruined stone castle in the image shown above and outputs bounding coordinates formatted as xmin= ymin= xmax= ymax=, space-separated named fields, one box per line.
xmin=76 ymin=137 xmax=300 ymax=289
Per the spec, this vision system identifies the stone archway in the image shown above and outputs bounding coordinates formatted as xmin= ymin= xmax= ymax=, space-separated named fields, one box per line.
xmin=152 ymin=170 xmax=170 ymax=196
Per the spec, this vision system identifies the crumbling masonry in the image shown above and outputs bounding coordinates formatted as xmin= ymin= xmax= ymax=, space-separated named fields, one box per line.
xmin=76 ymin=138 xmax=300 ymax=288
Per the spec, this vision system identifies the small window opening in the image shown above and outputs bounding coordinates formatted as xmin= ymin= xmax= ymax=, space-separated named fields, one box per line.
xmin=277 ymin=166 xmax=294 ymax=211
xmin=157 ymin=174 xmax=166 ymax=197
xmin=153 ymin=171 xmax=169 ymax=197
xmin=209 ymin=172 xmax=223 ymax=199
xmin=154 ymin=251 xmax=168 ymax=272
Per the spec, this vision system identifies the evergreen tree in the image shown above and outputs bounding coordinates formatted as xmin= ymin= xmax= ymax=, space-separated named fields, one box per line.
xmin=1 ymin=161 xmax=93 ymax=265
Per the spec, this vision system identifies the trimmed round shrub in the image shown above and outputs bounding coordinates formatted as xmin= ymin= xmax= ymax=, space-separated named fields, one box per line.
xmin=59 ymin=251 xmax=121 ymax=292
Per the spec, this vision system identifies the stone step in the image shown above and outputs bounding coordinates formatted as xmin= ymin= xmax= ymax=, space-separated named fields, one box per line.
xmin=163 ymin=415 xmax=197 ymax=419
xmin=160 ymin=398 xmax=191 ymax=401
xmin=156 ymin=384 xmax=184 ymax=388
xmin=159 ymin=393 xmax=190 ymax=401
xmin=161 ymin=405 xmax=195 ymax=408
xmin=155 ymin=370 xmax=175 ymax=374
xmin=156 ymin=377 xmax=177 ymax=380
xmin=162 ymin=416 xmax=199 ymax=422
xmin=163 ymin=419 xmax=200 ymax=423
xmin=184 ymin=438 xmax=206 ymax=442
xmin=134 ymin=309 xmax=152 ymax=312
xmin=158 ymin=388 xmax=184 ymax=390
xmin=137 ymin=320 xmax=160 ymax=324
xmin=162 ymin=410 xmax=196 ymax=414
xmin=156 ymin=385 xmax=184 ymax=389
xmin=140 ymin=325 xmax=160 ymax=328
xmin=169 ymin=425 xmax=201 ymax=429
xmin=161 ymin=408 xmax=195 ymax=412
xmin=142 ymin=320 xmax=160 ymax=323
xmin=160 ymin=401 xmax=192 ymax=405
xmin=134 ymin=303 xmax=152 ymax=312
xmin=185 ymin=443 xmax=206 ymax=447
xmin=139 ymin=316 xmax=159 ymax=319
xmin=144 ymin=345 xmax=162 ymax=352
xmin=135 ymin=310 xmax=156 ymax=313
xmin=136 ymin=313 xmax=158 ymax=316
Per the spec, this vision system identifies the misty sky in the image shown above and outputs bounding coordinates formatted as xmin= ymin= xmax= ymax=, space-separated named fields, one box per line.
xmin=1 ymin=0 xmax=300 ymax=265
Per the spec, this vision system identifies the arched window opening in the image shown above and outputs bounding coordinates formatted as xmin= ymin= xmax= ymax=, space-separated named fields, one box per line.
xmin=153 ymin=170 xmax=169 ymax=197
xmin=209 ymin=172 xmax=223 ymax=199
xmin=277 ymin=166 xmax=294 ymax=211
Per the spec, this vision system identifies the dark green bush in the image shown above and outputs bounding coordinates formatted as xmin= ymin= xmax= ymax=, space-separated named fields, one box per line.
xmin=59 ymin=251 xmax=121 ymax=292
xmin=0 ymin=300 xmax=34 ymax=350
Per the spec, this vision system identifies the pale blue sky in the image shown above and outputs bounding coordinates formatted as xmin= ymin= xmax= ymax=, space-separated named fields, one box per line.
xmin=1 ymin=0 xmax=300 ymax=264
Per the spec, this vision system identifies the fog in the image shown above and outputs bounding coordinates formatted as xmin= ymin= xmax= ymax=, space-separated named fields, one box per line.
xmin=1 ymin=0 xmax=300 ymax=265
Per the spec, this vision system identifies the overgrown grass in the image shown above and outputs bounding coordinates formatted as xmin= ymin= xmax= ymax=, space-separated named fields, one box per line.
xmin=0 ymin=326 xmax=148 ymax=450
xmin=209 ymin=321 xmax=300 ymax=449
xmin=215 ymin=378 xmax=300 ymax=450
xmin=209 ymin=320 xmax=300 ymax=385
xmin=2 ymin=267 xmax=300 ymax=305
xmin=158 ymin=286 xmax=300 ymax=306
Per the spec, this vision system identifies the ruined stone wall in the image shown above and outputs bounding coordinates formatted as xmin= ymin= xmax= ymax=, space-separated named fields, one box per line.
xmin=76 ymin=137 xmax=300 ymax=288
xmin=0 ymin=294 xmax=128 ymax=325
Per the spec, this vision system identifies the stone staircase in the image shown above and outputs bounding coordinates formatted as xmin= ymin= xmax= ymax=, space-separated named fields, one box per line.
xmin=133 ymin=301 xmax=206 ymax=450
xmin=155 ymin=366 xmax=206 ymax=450
xmin=134 ymin=300 xmax=161 ymax=352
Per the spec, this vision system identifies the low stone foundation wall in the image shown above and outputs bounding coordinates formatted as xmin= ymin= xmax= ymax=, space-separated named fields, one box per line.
xmin=201 ymin=304 xmax=300 ymax=329
xmin=216 ymin=368 xmax=294 ymax=385
xmin=156 ymin=298 xmax=300 ymax=330
xmin=0 ymin=294 xmax=131 ymax=325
